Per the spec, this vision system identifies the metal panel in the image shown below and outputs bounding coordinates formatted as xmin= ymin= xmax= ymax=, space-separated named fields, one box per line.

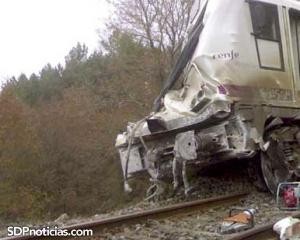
xmin=119 ymin=147 xmax=144 ymax=177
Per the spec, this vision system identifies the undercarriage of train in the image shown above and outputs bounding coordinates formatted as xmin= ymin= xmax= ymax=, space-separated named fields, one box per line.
xmin=116 ymin=100 xmax=300 ymax=199
xmin=261 ymin=124 xmax=300 ymax=194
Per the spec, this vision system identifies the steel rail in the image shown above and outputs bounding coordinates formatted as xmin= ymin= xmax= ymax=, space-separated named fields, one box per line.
xmin=227 ymin=212 xmax=300 ymax=240
xmin=2 ymin=192 xmax=248 ymax=240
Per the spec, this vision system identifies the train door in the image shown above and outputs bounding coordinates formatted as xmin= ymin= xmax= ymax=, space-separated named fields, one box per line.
xmin=289 ymin=10 xmax=300 ymax=94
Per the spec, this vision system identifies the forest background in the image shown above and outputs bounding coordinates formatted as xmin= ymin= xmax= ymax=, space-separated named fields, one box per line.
xmin=0 ymin=0 xmax=193 ymax=221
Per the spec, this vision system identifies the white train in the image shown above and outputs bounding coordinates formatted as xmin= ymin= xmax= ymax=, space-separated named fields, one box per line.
xmin=116 ymin=0 xmax=300 ymax=196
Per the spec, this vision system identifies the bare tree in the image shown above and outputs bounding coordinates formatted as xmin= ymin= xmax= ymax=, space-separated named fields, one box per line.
xmin=108 ymin=0 xmax=193 ymax=65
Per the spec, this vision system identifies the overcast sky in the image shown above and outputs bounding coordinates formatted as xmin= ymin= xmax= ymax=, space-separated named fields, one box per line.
xmin=0 ymin=0 xmax=111 ymax=82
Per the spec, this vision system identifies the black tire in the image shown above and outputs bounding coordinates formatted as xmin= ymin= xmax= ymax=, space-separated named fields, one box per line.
xmin=260 ymin=140 xmax=291 ymax=195
xmin=247 ymin=154 xmax=268 ymax=192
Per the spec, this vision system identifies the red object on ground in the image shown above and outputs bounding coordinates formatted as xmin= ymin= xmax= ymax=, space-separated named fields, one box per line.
xmin=284 ymin=187 xmax=298 ymax=208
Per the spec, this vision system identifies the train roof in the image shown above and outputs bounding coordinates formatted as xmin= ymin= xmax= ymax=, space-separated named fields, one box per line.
xmin=250 ymin=0 xmax=300 ymax=9
xmin=195 ymin=0 xmax=300 ymax=17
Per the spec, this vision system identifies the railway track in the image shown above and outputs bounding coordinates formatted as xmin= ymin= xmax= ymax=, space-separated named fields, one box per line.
xmin=2 ymin=192 xmax=247 ymax=240
xmin=227 ymin=223 xmax=278 ymax=240
xmin=228 ymin=212 xmax=300 ymax=240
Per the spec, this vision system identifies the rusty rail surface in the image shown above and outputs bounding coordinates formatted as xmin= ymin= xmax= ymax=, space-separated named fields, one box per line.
xmin=2 ymin=192 xmax=248 ymax=240
xmin=227 ymin=212 xmax=300 ymax=240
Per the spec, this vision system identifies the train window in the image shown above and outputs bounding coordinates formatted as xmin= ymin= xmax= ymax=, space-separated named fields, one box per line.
xmin=249 ymin=2 xmax=280 ymax=41
xmin=249 ymin=1 xmax=284 ymax=71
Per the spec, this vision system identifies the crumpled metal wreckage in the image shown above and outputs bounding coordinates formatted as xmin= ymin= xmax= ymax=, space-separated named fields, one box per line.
xmin=116 ymin=0 xmax=300 ymax=199
xmin=219 ymin=208 xmax=256 ymax=234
